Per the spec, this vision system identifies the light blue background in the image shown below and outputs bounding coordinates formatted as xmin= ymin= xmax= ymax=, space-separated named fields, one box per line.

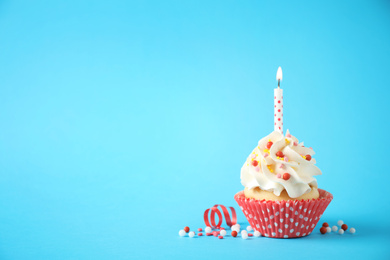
xmin=0 ymin=0 xmax=389 ymax=259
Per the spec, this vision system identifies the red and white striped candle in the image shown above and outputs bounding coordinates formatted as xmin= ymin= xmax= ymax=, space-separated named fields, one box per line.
xmin=274 ymin=67 xmax=283 ymax=134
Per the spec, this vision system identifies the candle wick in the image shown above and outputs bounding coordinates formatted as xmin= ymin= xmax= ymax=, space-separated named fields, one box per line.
xmin=278 ymin=79 xmax=280 ymax=88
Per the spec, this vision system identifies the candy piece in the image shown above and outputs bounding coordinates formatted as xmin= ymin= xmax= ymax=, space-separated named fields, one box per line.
xmin=276 ymin=151 xmax=284 ymax=157
xmin=248 ymin=233 xmax=253 ymax=237
xmin=206 ymin=233 xmax=212 ymax=236
xmin=332 ymin=226 xmax=338 ymax=232
xmin=232 ymin=225 xmax=240 ymax=232
xmin=198 ymin=228 xmax=202 ymax=232
xmin=213 ymin=231 xmax=218 ymax=237
xmin=286 ymin=133 xmax=291 ymax=138
xmin=241 ymin=230 xmax=247 ymax=235
xmin=284 ymin=157 xmax=288 ymax=162
xmin=242 ymin=233 xmax=248 ymax=239
xmin=283 ymin=173 xmax=290 ymax=180
xmin=337 ymin=220 xmax=343 ymax=226
xmin=198 ymin=233 xmax=203 ymax=236
xmin=220 ymin=230 xmax=227 ymax=236
xmin=234 ymin=224 xmax=240 ymax=228
xmin=184 ymin=226 xmax=190 ymax=233
xmin=276 ymin=173 xmax=281 ymax=178
xmin=264 ymin=153 xmax=269 ymax=158
xmin=254 ymin=231 xmax=261 ymax=237
xmin=305 ymin=155 xmax=312 ymax=161
xmin=266 ymin=141 xmax=273 ymax=149
xmin=322 ymin=222 xmax=329 ymax=227
xmin=231 ymin=231 xmax=238 ymax=237
xmin=252 ymin=160 xmax=259 ymax=167
xmin=338 ymin=229 xmax=344 ymax=235
xmin=189 ymin=231 xmax=195 ymax=238
xmin=293 ymin=142 xmax=298 ymax=146
xmin=255 ymin=166 xmax=260 ymax=172
xmin=179 ymin=230 xmax=186 ymax=237
xmin=218 ymin=236 xmax=223 ymax=239
xmin=205 ymin=226 xmax=212 ymax=233
xmin=341 ymin=224 xmax=348 ymax=231
xmin=320 ymin=227 xmax=327 ymax=234
xmin=326 ymin=227 xmax=331 ymax=233
xmin=247 ymin=226 xmax=253 ymax=232
xmin=349 ymin=228 xmax=356 ymax=234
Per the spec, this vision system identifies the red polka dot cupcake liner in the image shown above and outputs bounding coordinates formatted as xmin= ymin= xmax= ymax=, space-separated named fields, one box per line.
xmin=234 ymin=189 xmax=333 ymax=238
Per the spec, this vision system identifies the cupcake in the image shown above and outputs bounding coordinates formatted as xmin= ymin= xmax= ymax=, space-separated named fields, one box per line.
xmin=234 ymin=129 xmax=332 ymax=238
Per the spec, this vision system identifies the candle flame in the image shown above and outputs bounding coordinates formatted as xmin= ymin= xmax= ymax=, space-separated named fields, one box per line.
xmin=276 ymin=66 xmax=283 ymax=81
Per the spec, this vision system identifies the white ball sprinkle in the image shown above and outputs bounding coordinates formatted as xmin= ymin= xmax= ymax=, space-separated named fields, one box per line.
xmin=332 ymin=226 xmax=338 ymax=232
xmin=220 ymin=230 xmax=227 ymax=236
xmin=232 ymin=225 xmax=240 ymax=232
xmin=254 ymin=231 xmax=261 ymax=237
xmin=188 ymin=231 xmax=195 ymax=238
xmin=179 ymin=230 xmax=186 ymax=237
xmin=349 ymin=228 xmax=356 ymax=234
xmin=235 ymin=224 xmax=241 ymax=228
xmin=326 ymin=227 xmax=331 ymax=233
xmin=242 ymin=233 xmax=248 ymax=239
xmin=247 ymin=226 xmax=253 ymax=232
xmin=338 ymin=229 xmax=344 ymax=235
xmin=337 ymin=220 xmax=344 ymax=226
xmin=205 ymin=226 xmax=212 ymax=233
xmin=241 ymin=230 xmax=248 ymax=236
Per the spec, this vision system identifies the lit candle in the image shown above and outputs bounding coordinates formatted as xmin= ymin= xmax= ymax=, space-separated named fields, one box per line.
xmin=274 ymin=67 xmax=283 ymax=134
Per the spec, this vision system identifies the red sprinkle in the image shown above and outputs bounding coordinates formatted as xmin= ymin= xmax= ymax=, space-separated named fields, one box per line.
xmin=320 ymin=227 xmax=327 ymax=234
xmin=220 ymin=227 xmax=225 ymax=230
xmin=213 ymin=231 xmax=218 ymax=237
xmin=206 ymin=233 xmax=212 ymax=236
xmin=248 ymin=233 xmax=253 ymax=237
xmin=283 ymin=173 xmax=290 ymax=180
xmin=198 ymin=228 xmax=202 ymax=232
xmin=252 ymin=160 xmax=259 ymax=167
xmin=266 ymin=141 xmax=273 ymax=149
xmin=184 ymin=226 xmax=190 ymax=233
xmin=322 ymin=222 xmax=329 ymax=227
xmin=231 ymin=231 xmax=238 ymax=237
xmin=218 ymin=236 xmax=223 ymax=239
xmin=276 ymin=151 xmax=284 ymax=157
xmin=305 ymin=154 xmax=312 ymax=161
xmin=198 ymin=233 xmax=203 ymax=236
xmin=341 ymin=224 xmax=348 ymax=231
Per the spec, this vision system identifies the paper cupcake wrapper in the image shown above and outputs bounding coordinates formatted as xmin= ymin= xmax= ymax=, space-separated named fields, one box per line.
xmin=234 ymin=189 xmax=333 ymax=238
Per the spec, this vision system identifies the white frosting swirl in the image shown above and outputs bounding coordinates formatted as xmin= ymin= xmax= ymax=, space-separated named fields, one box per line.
xmin=240 ymin=130 xmax=321 ymax=198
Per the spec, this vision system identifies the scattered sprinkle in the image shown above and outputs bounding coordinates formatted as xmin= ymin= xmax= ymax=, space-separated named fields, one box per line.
xmin=218 ymin=235 xmax=223 ymax=239
xmin=254 ymin=231 xmax=261 ymax=237
xmin=205 ymin=227 xmax=212 ymax=233
xmin=349 ymin=228 xmax=356 ymax=234
xmin=179 ymin=230 xmax=186 ymax=237
xmin=220 ymin=230 xmax=227 ymax=236
xmin=231 ymin=231 xmax=238 ymax=237
xmin=248 ymin=233 xmax=253 ymax=237
xmin=246 ymin=226 xmax=253 ymax=232
xmin=198 ymin=228 xmax=202 ymax=232
xmin=305 ymin=154 xmax=312 ymax=161
xmin=276 ymin=173 xmax=281 ymax=178
xmin=284 ymin=157 xmax=289 ymax=162
xmin=322 ymin=222 xmax=329 ymax=227
xmin=341 ymin=224 xmax=348 ymax=231
xmin=266 ymin=141 xmax=273 ymax=149
xmin=332 ymin=226 xmax=338 ymax=232
xmin=320 ymin=227 xmax=327 ymax=234
xmin=184 ymin=226 xmax=190 ymax=233
xmin=326 ymin=227 xmax=331 ymax=233
xmin=198 ymin=233 xmax=203 ymax=236
xmin=189 ymin=231 xmax=195 ymax=238
xmin=283 ymin=173 xmax=291 ymax=180
xmin=337 ymin=220 xmax=344 ymax=226
xmin=338 ymin=229 xmax=344 ymax=235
